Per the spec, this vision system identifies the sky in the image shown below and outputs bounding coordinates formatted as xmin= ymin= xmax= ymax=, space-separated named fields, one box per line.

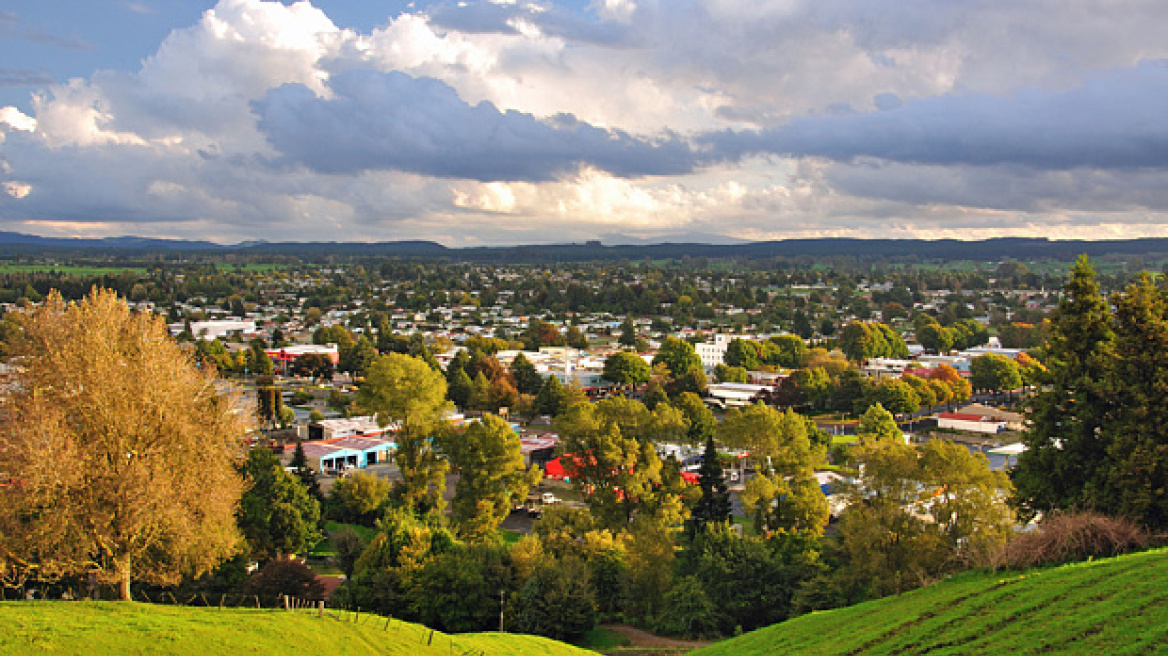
xmin=2 ymin=0 xmax=1168 ymax=246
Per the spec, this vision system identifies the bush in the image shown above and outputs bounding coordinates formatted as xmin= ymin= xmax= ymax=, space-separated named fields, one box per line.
xmin=996 ymin=511 xmax=1149 ymax=570
xmin=246 ymin=559 xmax=325 ymax=601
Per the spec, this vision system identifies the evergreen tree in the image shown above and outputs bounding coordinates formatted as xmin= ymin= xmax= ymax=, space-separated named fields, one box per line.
xmin=290 ymin=440 xmax=323 ymax=502
xmin=1015 ymin=257 xmax=1114 ymax=519
xmin=447 ymin=367 xmax=473 ymax=409
xmin=510 ymin=352 xmax=544 ymax=395
xmin=687 ymin=436 xmax=732 ymax=538
xmin=535 ymin=375 xmax=567 ymax=416
xmin=618 ymin=317 xmax=638 ymax=348
xmin=1098 ymin=274 xmax=1168 ymax=527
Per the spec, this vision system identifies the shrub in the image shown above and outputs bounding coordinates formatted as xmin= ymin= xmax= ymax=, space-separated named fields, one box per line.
xmin=996 ymin=511 xmax=1148 ymax=570
xmin=246 ymin=559 xmax=325 ymax=601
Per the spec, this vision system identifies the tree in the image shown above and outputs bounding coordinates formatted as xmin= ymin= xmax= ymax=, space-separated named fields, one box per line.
xmin=970 ymin=354 xmax=1023 ymax=400
xmin=687 ymin=436 xmax=732 ymax=537
xmin=447 ymin=367 xmax=474 ymax=409
xmin=522 ymin=319 xmax=565 ymax=350
xmin=248 ymin=340 xmax=274 ymax=375
xmin=256 ymin=375 xmax=283 ymax=430
xmin=329 ymin=471 xmax=392 ymax=525
xmin=674 ymin=391 xmax=717 ymax=444
xmin=839 ymin=322 xmax=876 ymax=362
xmin=239 ymin=448 xmax=323 ymax=560
xmin=838 ymin=438 xmax=1013 ymax=597
xmin=292 ymin=353 xmax=334 ymax=381
xmin=333 ymin=528 xmax=366 ymax=580
xmin=290 ymin=441 xmax=323 ymax=501
xmin=602 ymin=351 xmax=651 ymax=389
xmin=566 ymin=325 xmax=589 ymax=350
xmin=868 ymin=378 xmax=920 ymax=419
xmin=0 ymin=289 xmax=249 ymax=599
xmin=653 ymin=336 xmax=707 ymax=397
xmin=555 ymin=399 xmax=668 ymax=530
xmin=358 ymin=354 xmax=452 ymax=514
xmin=718 ymin=405 xmax=828 ymax=536
xmin=535 ymin=375 xmax=569 ymax=416
xmin=724 ymin=338 xmax=762 ymax=370
xmin=247 ymin=559 xmax=326 ymax=601
xmin=714 ymin=363 xmax=749 ymax=384
xmin=468 ymin=371 xmax=493 ymax=411
xmin=513 ymin=560 xmax=597 ymax=641
xmin=857 ymin=404 xmax=902 ymax=446
xmin=618 ymin=317 xmax=638 ymax=348
xmin=510 ymin=352 xmax=543 ymax=396
xmin=767 ymin=334 xmax=808 ymax=368
xmin=340 ymin=335 xmax=378 ymax=378
xmin=916 ymin=322 xmax=952 ymax=354
xmin=928 ymin=364 xmax=970 ymax=408
xmin=444 ymin=415 xmax=541 ymax=540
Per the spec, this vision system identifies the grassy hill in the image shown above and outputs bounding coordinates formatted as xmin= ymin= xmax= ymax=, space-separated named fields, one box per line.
xmin=692 ymin=547 xmax=1168 ymax=656
xmin=0 ymin=601 xmax=591 ymax=656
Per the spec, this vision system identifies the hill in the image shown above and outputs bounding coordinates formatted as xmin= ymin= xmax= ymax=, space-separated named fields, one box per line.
xmin=0 ymin=601 xmax=590 ymax=656
xmin=691 ymin=547 xmax=1167 ymax=656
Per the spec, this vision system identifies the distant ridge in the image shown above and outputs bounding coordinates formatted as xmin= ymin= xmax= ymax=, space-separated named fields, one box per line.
xmin=1 ymin=230 xmax=1168 ymax=262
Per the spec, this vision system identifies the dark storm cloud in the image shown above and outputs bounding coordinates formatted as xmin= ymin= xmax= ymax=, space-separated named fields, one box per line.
xmin=253 ymin=69 xmax=696 ymax=182
xmin=701 ymin=61 xmax=1168 ymax=170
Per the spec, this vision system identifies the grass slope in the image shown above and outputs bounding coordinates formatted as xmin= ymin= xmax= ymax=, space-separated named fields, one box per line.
xmin=0 ymin=601 xmax=590 ymax=656
xmin=693 ymin=548 xmax=1168 ymax=656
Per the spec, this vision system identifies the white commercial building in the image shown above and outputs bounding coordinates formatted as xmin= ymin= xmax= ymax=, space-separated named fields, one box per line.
xmin=695 ymin=333 xmax=736 ymax=372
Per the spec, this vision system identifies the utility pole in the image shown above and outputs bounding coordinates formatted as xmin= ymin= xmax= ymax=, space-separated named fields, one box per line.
xmin=499 ymin=590 xmax=505 ymax=632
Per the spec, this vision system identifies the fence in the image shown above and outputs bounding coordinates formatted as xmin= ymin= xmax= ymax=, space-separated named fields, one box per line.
xmin=1 ymin=589 xmax=490 ymax=656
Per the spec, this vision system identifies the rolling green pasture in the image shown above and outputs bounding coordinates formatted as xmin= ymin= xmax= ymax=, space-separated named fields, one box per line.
xmin=0 ymin=601 xmax=590 ymax=656
xmin=691 ymin=547 xmax=1168 ymax=656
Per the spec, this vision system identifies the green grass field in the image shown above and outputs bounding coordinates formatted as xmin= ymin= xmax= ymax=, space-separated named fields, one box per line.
xmin=0 ymin=263 xmax=147 ymax=276
xmin=691 ymin=547 xmax=1168 ymax=656
xmin=0 ymin=601 xmax=591 ymax=656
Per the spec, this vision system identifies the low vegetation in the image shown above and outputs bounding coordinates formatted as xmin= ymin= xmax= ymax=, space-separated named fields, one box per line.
xmin=0 ymin=601 xmax=592 ymax=656
xmin=690 ymin=547 xmax=1168 ymax=656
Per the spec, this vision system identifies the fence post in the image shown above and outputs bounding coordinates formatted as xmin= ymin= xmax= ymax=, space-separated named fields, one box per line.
xmin=283 ymin=595 xmax=289 ymax=611
xmin=254 ymin=595 xmax=260 ymax=609
xmin=318 ymin=600 xmax=324 ymax=619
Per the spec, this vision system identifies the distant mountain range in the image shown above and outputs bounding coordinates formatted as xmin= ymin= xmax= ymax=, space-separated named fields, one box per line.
xmin=1 ymin=230 xmax=1168 ymax=262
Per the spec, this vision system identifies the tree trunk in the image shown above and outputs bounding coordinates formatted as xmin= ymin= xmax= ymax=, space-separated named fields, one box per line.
xmin=117 ymin=553 xmax=132 ymax=601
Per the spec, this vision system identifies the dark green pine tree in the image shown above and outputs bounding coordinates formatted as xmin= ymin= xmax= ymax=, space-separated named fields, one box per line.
xmin=290 ymin=440 xmax=323 ymax=502
xmin=1099 ymin=274 xmax=1168 ymax=528
xmin=511 ymin=352 xmax=544 ymax=396
xmin=1014 ymin=256 xmax=1114 ymax=518
xmin=687 ymin=436 xmax=732 ymax=538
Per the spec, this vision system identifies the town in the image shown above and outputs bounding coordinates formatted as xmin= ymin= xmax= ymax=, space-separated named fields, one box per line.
xmin=2 ymin=247 xmax=1163 ymax=653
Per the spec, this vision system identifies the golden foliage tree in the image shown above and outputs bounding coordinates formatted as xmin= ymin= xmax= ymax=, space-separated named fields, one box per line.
xmin=0 ymin=289 xmax=250 ymax=599
xmin=358 ymin=353 xmax=451 ymax=514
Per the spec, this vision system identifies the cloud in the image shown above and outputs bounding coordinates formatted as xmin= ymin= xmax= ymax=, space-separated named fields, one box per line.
xmin=0 ymin=69 xmax=55 ymax=88
xmin=701 ymin=61 xmax=1168 ymax=171
xmin=6 ymin=0 xmax=1168 ymax=245
xmin=0 ymin=11 xmax=95 ymax=51
xmin=254 ymin=69 xmax=696 ymax=181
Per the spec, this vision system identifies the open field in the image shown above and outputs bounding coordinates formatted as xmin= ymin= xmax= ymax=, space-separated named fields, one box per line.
xmin=691 ymin=547 xmax=1168 ymax=656
xmin=0 ymin=601 xmax=592 ymax=656
xmin=0 ymin=263 xmax=148 ymax=276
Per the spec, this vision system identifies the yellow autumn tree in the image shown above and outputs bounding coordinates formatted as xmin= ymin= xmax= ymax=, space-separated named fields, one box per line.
xmin=0 ymin=288 xmax=250 ymax=599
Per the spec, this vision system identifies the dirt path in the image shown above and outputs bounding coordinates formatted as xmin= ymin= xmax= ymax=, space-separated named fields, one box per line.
xmin=602 ymin=624 xmax=713 ymax=649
